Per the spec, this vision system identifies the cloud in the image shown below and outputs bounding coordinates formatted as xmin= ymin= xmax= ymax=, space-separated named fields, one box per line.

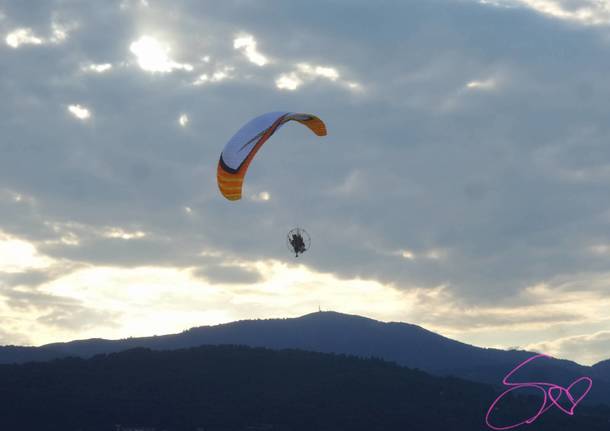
xmin=516 ymin=0 xmax=610 ymax=25
xmin=466 ymin=78 xmax=496 ymax=90
xmin=37 ymin=304 xmax=119 ymax=330
xmin=0 ymin=231 xmax=53 ymax=273
xmin=0 ymin=0 xmax=609 ymax=364
xmin=67 ymin=104 xmax=91 ymax=120
xmin=275 ymin=72 xmax=302 ymax=90
xmin=103 ymin=227 xmax=146 ymax=239
xmin=275 ymin=62 xmax=361 ymax=92
xmin=5 ymin=28 xmax=43 ymax=48
xmin=82 ymin=63 xmax=113 ymax=73
xmin=129 ymin=35 xmax=193 ymax=73
xmin=233 ymin=34 xmax=268 ymax=66
xmin=479 ymin=0 xmax=610 ymax=25
xmin=3 ymin=14 xmax=74 ymax=48
xmin=193 ymin=66 xmax=234 ymax=85
xmin=250 ymin=191 xmax=271 ymax=202
xmin=192 ymin=264 xmax=264 ymax=285
xmin=525 ymin=331 xmax=610 ymax=365
xmin=0 ymin=269 xmax=56 ymax=288
xmin=0 ymin=256 xmax=118 ymax=339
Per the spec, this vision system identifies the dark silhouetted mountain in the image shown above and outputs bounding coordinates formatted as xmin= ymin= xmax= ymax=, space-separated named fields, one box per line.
xmin=2 ymin=311 xmax=609 ymax=404
xmin=592 ymin=358 xmax=610 ymax=381
xmin=0 ymin=345 xmax=67 ymax=363
xmin=0 ymin=345 xmax=608 ymax=431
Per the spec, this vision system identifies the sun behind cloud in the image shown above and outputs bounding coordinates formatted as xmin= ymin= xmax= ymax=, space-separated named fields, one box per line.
xmin=129 ymin=36 xmax=193 ymax=73
xmin=67 ymin=104 xmax=91 ymax=120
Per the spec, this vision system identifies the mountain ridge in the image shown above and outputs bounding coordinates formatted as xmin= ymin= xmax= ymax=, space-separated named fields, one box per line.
xmin=2 ymin=310 xmax=609 ymax=405
xmin=3 ymin=344 xmax=610 ymax=430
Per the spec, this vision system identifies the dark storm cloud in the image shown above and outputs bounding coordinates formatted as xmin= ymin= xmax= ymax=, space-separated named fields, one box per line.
xmin=1 ymin=0 xmax=610 ymax=311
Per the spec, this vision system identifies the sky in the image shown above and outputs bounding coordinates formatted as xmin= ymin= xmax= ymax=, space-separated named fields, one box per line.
xmin=1 ymin=0 xmax=610 ymax=366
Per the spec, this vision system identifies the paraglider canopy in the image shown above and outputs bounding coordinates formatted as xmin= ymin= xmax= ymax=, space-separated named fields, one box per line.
xmin=287 ymin=227 xmax=310 ymax=257
xmin=217 ymin=111 xmax=326 ymax=201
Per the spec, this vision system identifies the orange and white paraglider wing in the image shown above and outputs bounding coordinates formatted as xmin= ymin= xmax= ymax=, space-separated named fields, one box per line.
xmin=286 ymin=113 xmax=327 ymax=137
xmin=217 ymin=112 xmax=326 ymax=201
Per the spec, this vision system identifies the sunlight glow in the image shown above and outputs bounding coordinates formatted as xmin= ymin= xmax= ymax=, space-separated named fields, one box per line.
xmin=2 ymin=242 xmax=609 ymax=367
xmin=0 ymin=232 xmax=53 ymax=273
xmin=68 ymin=104 xmax=91 ymax=120
xmin=43 ymin=265 xmax=229 ymax=340
xmin=179 ymin=114 xmax=189 ymax=127
xmin=5 ymin=28 xmax=43 ymax=48
xmin=130 ymin=36 xmax=193 ymax=73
